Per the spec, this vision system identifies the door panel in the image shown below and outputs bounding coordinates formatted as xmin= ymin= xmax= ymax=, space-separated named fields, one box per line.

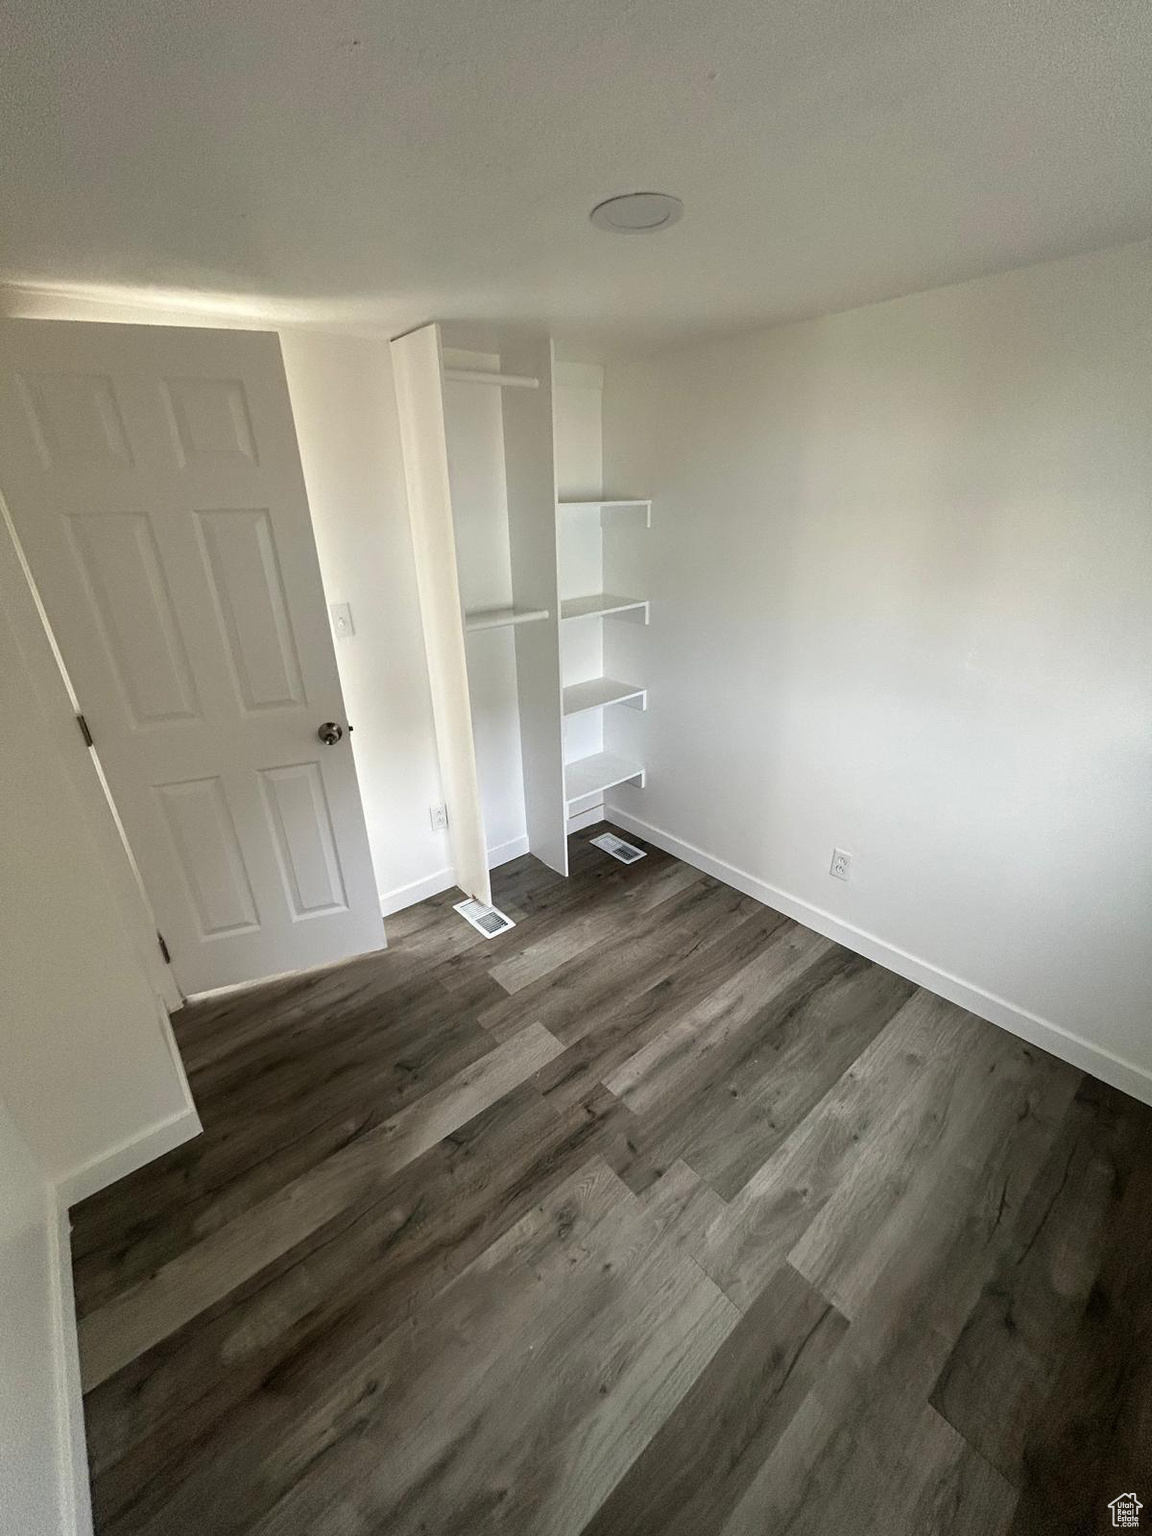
xmin=18 ymin=369 xmax=134 ymax=466
xmin=157 ymin=776 xmax=261 ymax=937
xmin=197 ymin=506 xmax=306 ymax=711
xmin=161 ymin=376 xmax=258 ymax=469
xmin=0 ymin=320 xmax=384 ymax=993
xmin=68 ymin=510 xmax=202 ymax=723
xmin=259 ymin=762 xmax=349 ymax=915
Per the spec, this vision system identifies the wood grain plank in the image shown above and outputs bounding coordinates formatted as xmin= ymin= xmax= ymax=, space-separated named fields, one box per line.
xmin=609 ymin=946 xmax=916 ymax=1200
xmin=95 ymin=1159 xmax=634 ymax=1536
xmin=78 ymin=1022 xmax=564 ymax=1388
xmin=529 ymin=904 xmax=789 ymax=1116
xmin=579 ymin=1261 xmax=847 ymax=1536
xmin=488 ymin=858 xmax=698 ymax=993
xmin=241 ymin=1165 xmax=738 ymax=1536
xmin=72 ymin=833 xmax=1149 ymax=1536
xmin=719 ymin=1389 xmax=1016 ymax=1536
xmin=605 ymin=922 xmax=832 ymax=1113
xmin=636 ymin=1160 xmax=729 ymax=1270
xmin=1004 ymin=1120 xmax=1152 ymax=1534
xmin=693 ymin=990 xmax=969 ymax=1311
xmin=931 ymin=1077 xmax=1139 ymax=1485
xmin=72 ymin=998 xmax=498 ymax=1313
xmin=479 ymin=875 xmax=763 ymax=1044
xmin=85 ymin=1083 xmax=631 ymax=1521
xmin=682 ymin=950 xmax=916 ymax=1198
xmin=789 ymin=1012 xmax=1078 ymax=1320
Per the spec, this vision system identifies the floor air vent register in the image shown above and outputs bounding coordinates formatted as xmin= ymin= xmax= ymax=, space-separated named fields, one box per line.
xmin=590 ymin=832 xmax=647 ymax=864
xmin=453 ymin=898 xmax=516 ymax=937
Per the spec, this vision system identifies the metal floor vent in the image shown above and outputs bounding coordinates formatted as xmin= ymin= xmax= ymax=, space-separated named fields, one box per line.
xmin=453 ymin=897 xmax=516 ymax=938
xmin=590 ymin=832 xmax=647 ymax=864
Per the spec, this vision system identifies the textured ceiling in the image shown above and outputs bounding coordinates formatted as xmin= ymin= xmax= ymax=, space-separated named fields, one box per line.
xmin=3 ymin=0 xmax=1151 ymax=350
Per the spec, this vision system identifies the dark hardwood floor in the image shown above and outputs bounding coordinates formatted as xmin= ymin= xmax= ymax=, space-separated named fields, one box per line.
xmin=70 ymin=824 xmax=1152 ymax=1534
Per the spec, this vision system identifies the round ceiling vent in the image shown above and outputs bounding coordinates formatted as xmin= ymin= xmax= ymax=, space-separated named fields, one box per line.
xmin=589 ymin=192 xmax=684 ymax=234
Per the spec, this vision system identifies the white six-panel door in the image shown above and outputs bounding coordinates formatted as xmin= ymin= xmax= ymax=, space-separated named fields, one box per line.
xmin=0 ymin=320 xmax=384 ymax=994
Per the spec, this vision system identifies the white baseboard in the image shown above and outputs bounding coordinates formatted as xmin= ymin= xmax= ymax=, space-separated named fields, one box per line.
xmin=380 ymin=865 xmax=455 ymax=916
xmin=48 ymin=1194 xmax=93 ymax=1536
xmin=606 ymin=806 xmax=1152 ymax=1110
xmin=488 ymin=834 xmax=530 ymax=868
xmin=379 ymin=834 xmax=532 ymax=918
xmin=56 ymin=1104 xmax=203 ymax=1210
xmin=567 ymin=803 xmax=606 ymax=833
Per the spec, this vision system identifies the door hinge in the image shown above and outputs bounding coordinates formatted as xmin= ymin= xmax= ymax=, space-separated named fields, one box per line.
xmin=157 ymin=931 xmax=172 ymax=965
xmin=76 ymin=712 xmax=94 ymax=748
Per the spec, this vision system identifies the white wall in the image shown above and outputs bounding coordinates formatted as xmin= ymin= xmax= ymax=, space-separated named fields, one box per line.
xmin=0 ymin=1095 xmax=85 ymax=1536
xmin=0 ymin=524 xmax=197 ymax=1192
xmin=280 ymin=334 xmax=452 ymax=910
xmin=603 ymin=240 xmax=1152 ymax=1097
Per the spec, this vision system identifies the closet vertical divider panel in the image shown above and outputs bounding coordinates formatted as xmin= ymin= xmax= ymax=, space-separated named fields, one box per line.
xmin=501 ymin=336 xmax=568 ymax=876
xmin=390 ymin=324 xmax=491 ymax=904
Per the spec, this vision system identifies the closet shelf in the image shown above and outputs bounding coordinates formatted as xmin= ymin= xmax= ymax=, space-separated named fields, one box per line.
xmin=464 ymin=606 xmax=550 ymax=632
xmin=444 ymin=369 xmax=539 ymax=389
xmin=565 ymin=751 xmax=645 ymax=804
xmin=562 ymin=676 xmax=646 ymax=716
xmin=560 ymin=592 xmax=648 ymax=623
xmin=558 ymin=497 xmax=652 ymax=527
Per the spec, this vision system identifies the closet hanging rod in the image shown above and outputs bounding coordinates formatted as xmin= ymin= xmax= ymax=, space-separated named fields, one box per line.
xmin=443 ymin=368 xmax=540 ymax=389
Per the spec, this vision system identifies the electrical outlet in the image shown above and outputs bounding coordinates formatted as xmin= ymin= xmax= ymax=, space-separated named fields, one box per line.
xmin=429 ymin=804 xmax=449 ymax=831
xmin=830 ymin=847 xmax=852 ymax=881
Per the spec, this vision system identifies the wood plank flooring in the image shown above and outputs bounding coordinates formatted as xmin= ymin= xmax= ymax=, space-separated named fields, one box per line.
xmin=70 ymin=824 xmax=1152 ymax=1534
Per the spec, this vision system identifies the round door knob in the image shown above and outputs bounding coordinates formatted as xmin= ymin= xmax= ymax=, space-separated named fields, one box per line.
xmin=317 ymin=721 xmax=344 ymax=746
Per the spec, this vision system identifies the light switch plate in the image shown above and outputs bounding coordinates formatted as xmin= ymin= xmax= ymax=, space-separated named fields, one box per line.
xmin=329 ymin=601 xmax=355 ymax=638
